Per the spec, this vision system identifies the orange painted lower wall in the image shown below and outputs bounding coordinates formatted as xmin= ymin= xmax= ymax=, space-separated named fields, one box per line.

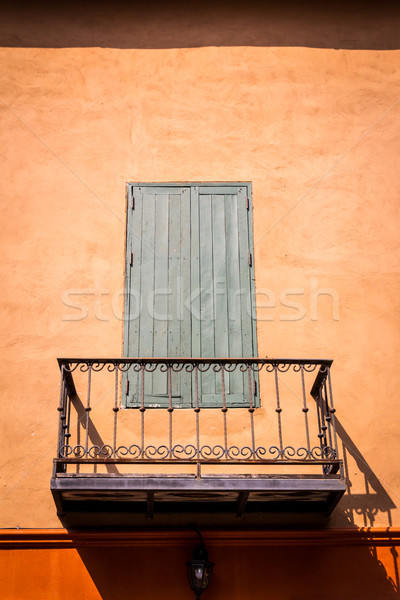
xmin=1 ymin=529 xmax=399 ymax=600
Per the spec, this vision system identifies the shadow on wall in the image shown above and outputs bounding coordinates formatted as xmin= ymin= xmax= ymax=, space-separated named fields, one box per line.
xmin=334 ymin=419 xmax=396 ymax=528
xmin=75 ymin=533 xmax=400 ymax=600
xmin=64 ymin=397 xmax=400 ymax=596
xmin=331 ymin=418 xmax=399 ymax=595
xmin=1 ymin=0 xmax=400 ymax=50
xmin=70 ymin=392 xmax=119 ymax=475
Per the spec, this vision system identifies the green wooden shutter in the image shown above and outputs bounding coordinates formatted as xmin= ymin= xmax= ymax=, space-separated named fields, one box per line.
xmin=124 ymin=185 xmax=191 ymax=406
xmin=124 ymin=183 xmax=257 ymax=408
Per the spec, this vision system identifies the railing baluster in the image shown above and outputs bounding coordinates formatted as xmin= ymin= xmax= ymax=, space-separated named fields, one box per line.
xmin=168 ymin=365 xmax=173 ymax=457
xmin=76 ymin=401 xmax=81 ymax=473
xmin=221 ymin=364 xmax=228 ymax=457
xmin=274 ymin=366 xmax=284 ymax=457
xmin=140 ymin=364 xmax=145 ymax=457
xmin=194 ymin=366 xmax=200 ymax=460
xmin=316 ymin=384 xmax=325 ymax=467
xmin=65 ymin=380 xmax=71 ymax=451
xmin=319 ymin=381 xmax=328 ymax=457
xmin=57 ymin=364 xmax=66 ymax=459
xmin=323 ymin=379 xmax=333 ymax=452
xmin=326 ymin=366 xmax=341 ymax=475
xmin=84 ymin=365 xmax=92 ymax=457
xmin=112 ymin=365 xmax=119 ymax=456
xmin=247 ymin=364 xmax=256 ymax=457
xmin=300 ymin=366 xmax=311 ymax=457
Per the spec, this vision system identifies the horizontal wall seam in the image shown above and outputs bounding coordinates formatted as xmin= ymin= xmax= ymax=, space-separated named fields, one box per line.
xmin=1 ymin=528 xmax=400 ymax=549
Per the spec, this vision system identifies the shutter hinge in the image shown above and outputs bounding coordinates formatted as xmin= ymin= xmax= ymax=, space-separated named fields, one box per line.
xmin=130 ymin=252 xmax=133 ymax=266
xmin=246 ymin=197 xmax=249 ymax=210
xmin=131 ymin=196 xmax=135 ymax=210
xmin=254 ymin=379 xmax=257 ymax=396
xmin=248 ymin=252 xmax=252 ymax=267
xmin=126 ymin=379 xmax=129 ymax=395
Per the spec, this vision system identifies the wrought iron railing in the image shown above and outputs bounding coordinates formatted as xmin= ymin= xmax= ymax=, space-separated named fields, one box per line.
xmin=54 ymin=358 xmax=342 ymax=477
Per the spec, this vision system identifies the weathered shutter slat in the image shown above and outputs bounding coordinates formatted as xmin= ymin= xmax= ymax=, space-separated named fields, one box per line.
xmin=237 ymin=186 xmax=253 ymax=357
xmin=212 ymin=194 xmax=229 ymax=357
xmin=212 ymin=194 xmax=230 ymax=394
xmin=168 ymin=193 xmax=182 ymax=398
xmin=168 ymin=193 xmax=181 ymax=357
xmin=199 ymin=193 xmax=215 ymax=395
xmin=140 ymin=193 xmax=156 ymax=397
xmin=152 ymin=193 xmax=169 ymax=395
xmin=180 ymin=188 xmax=192 ymax=403
xmin=190 ymin=186 xmax=201 ymax=359
xmin=225 ymin=193 xmax=245 ymax=397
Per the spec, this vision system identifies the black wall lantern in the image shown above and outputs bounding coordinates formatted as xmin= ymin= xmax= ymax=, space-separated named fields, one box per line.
xmin=186 ymin=530 xmax=214 ymax=600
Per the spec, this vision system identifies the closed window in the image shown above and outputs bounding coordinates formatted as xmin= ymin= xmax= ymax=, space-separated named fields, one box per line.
xmin=123 ymin=183 xmax=258 ymax=407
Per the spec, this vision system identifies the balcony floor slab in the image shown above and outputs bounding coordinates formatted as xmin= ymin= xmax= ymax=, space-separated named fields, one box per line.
xmin=51 ymin=474 xmax=346 ymax=528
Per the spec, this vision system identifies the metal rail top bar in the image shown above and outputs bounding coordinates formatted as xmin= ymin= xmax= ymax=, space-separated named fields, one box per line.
xmin=58 ymin=357 xmax=333 ymax=367
xmin=55 ymin=458 xmax=342 ymax=465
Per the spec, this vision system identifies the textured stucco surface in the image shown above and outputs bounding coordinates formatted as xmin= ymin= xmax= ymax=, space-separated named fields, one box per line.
xmin=0 ymin=5 xmax=400 ymax=537
xmin=1 ymin=537 xmax=399 ymax=600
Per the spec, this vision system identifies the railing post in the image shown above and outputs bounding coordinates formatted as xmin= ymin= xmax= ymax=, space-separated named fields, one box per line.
xmin=57 ymin=363 xmax=66 ymax=461
xmin=326 ymin=366 xmax=341 ymax=476
xmin=274 ymin=365 xmax=284 ymax=458
xmin=221 ymin=364 xmax=228 ymax=457
xmin=300 ymin=365 xmax=311 ymax=458
xmin=323 ymin=378 xmax=333 ymax=452
xmin=84 ymin=364 xmax=92 ymax=458
xmin=140 ymin=363 xmax=146 ymax=457
xmin=112 ymin=365 xmax=119 ymax=457
xmin=315 ymin=381 xmax=325 ymax=472
xmin=194 ymin=365 xmax=200 ymax=461
xmin=168 ymin=364 xmax=173 ymax=457
xmin=315 ymin=371 xmax=336 ymax=475
xmin=247 ymin=364 xmax=256 ymax=457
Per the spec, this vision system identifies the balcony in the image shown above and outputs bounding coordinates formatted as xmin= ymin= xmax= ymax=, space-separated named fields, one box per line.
xmin=51 ymin=358 xmax=345 ymax=527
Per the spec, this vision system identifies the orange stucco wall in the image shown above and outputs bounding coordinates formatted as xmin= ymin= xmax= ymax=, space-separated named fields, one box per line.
xmin=0 ymin=0 xmax=399 ymax=547
xmin=1 ymin=530 xmax=399 ymax=600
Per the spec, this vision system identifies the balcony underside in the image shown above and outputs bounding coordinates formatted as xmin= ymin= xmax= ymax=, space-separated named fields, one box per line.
xmin=51 ymin=474 xmax=346 ymax=528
